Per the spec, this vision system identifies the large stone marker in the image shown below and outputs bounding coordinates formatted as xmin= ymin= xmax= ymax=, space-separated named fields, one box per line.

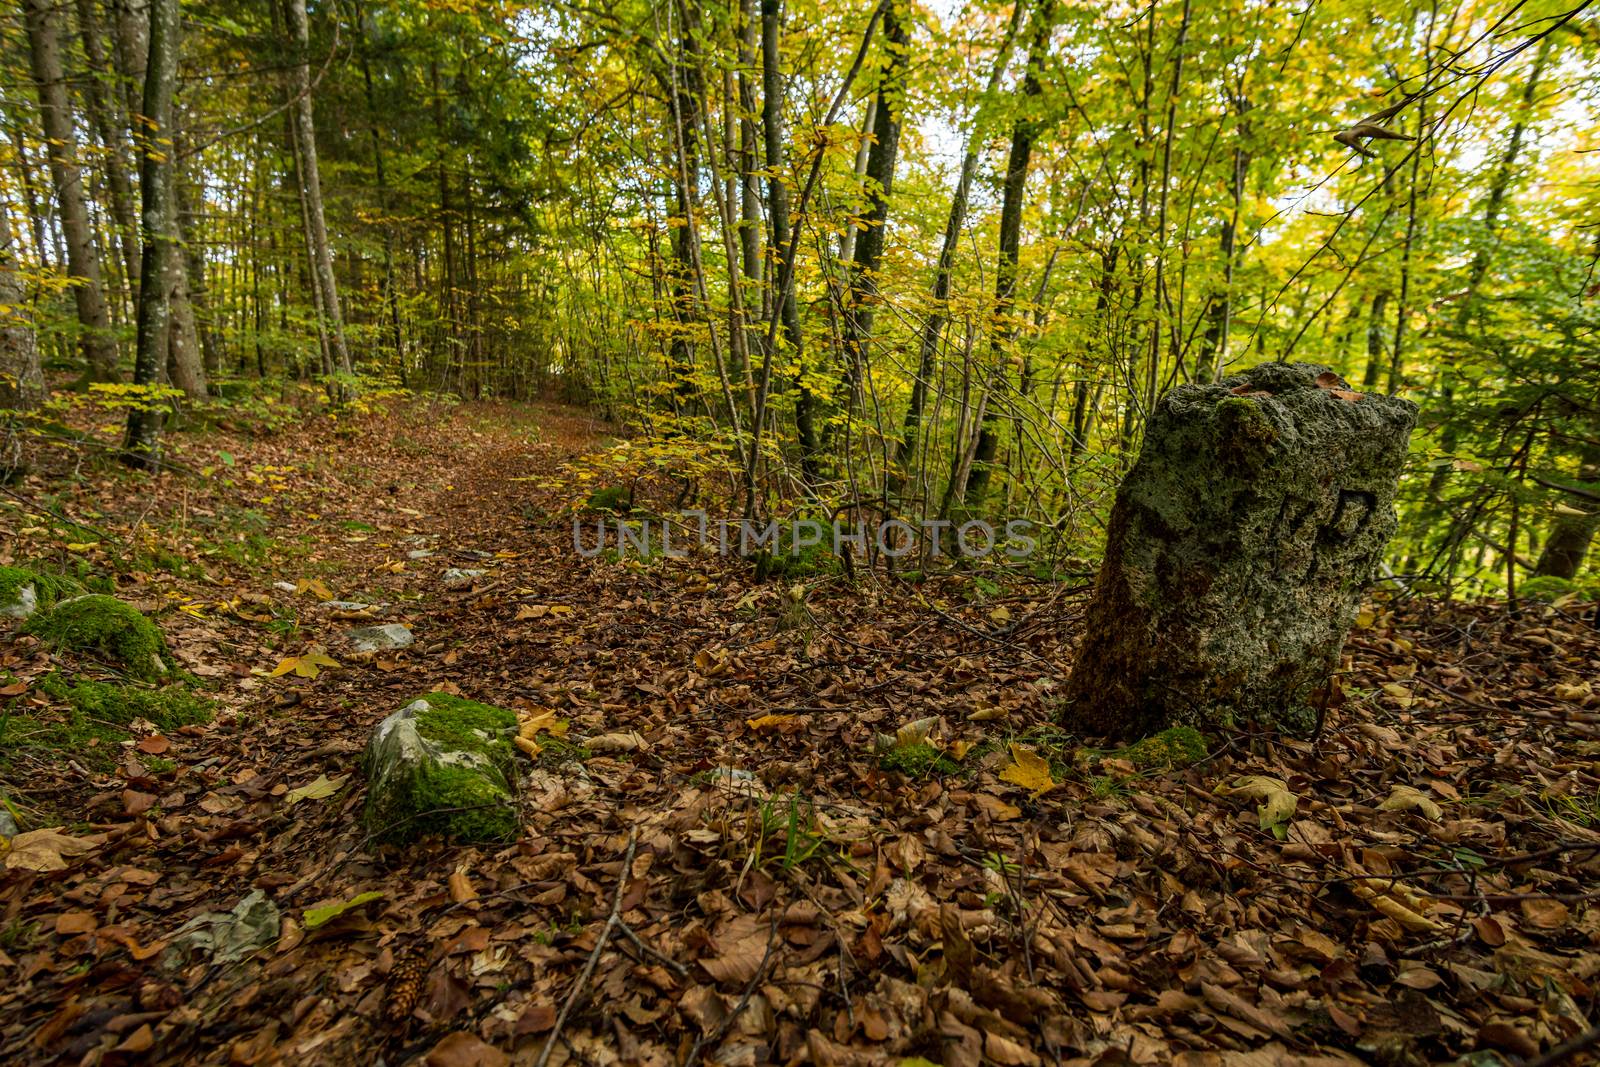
xmin=1062 ymin=362 xmax=1416 ymax=738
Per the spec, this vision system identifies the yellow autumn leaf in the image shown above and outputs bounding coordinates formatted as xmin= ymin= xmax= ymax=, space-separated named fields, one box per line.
xmin=876 ymin=716 xmax=940 ymax=753
xmin=518 ymin=709 xmax=568 ymax=740
xmin=948 ymin=739 xmax=974 ymax=761
xmin=1216 ymin=775 xmax=1298 ymax=829
xmin=295 ymin=578 xmax=335 ymax=600
xmin=1378 ymin=785 xmax=1443 ymax=820
xmin=266 ymin=649 xmax=341 ymax=679
xmin=746 ymin=713 xmax=799 ymax=733
xmin=284 ymin=773 xmax=348 ymax=806
xmin=517 ymin=604 xmax=550 ymax=619
xmin=999 ymin=744 xmax=1055 ymax=796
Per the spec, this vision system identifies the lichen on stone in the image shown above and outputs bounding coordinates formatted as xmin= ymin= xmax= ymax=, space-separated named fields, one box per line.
xmin=362 ymin=694 xmax=519 ymax=844
xmin=23 ymin=594 xmax=173 ymax=681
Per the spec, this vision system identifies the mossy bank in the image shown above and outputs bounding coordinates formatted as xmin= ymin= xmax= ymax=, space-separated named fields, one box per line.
xmin=23 ymin=595 xmax=174 ymax=681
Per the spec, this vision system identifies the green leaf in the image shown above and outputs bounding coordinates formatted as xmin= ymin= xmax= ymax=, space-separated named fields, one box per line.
xmin=303 ymin=891 xmax=383 ymax=930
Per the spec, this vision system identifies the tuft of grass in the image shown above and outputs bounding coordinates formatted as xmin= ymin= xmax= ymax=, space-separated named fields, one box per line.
xmin=752 ymin=793 xmax=825 ymax=872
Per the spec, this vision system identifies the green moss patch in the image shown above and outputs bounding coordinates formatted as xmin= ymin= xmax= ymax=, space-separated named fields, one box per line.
xmin=40 ymin=674 xmax=212 ymax=731
xmin=23 ymin=595 xmax=173 ymax=681
xmin=1111 ymin=726 xmax=1208 ymax=770
xmin=0 ymin=674 xmax=208 ymax=772
xmin=0 ymin=566 xmax=80 ymax=616
xmin=879 ymin=742 xmax=958 ymax=778
xmin=411 ymin=692 xmax=518 ymax=755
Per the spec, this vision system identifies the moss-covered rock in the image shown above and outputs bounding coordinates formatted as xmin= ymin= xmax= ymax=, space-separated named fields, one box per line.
xmin=361 ymin=693 xmax=520 ymax=844
xmin=1062 ymin=362 xmax=1416 ymax=737
xmin=24 ymin=595 xmax=172 ymax=680
xmin=1111 ymin=726 xmax=1208 ymax=770
xmin=0 ymin=566 xmax=79 ymax=621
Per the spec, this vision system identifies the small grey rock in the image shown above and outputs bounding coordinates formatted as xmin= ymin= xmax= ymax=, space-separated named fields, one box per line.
xmin=1 ymin=583 xmax=38 ymax=620
xmin=0 ymin=797 xmax=19 ymax=838
xmin=442 ymin=568 xmax=487 ymax=586
xmin=406 ymin=549 xmax=435 ymax=560
xmin=347 ymin=623 xmax=415 ymax=652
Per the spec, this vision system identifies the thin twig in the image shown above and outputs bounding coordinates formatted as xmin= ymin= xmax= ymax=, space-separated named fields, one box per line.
xmin=535 ymin=829 xmax=638 ymax=1067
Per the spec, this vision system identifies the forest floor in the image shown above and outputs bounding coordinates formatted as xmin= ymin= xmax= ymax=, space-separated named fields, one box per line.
xmin=1 ymin=398 xmax=1598 ymax=1067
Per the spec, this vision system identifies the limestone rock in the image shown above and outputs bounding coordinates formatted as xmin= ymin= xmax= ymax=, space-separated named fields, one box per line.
xmin=0 ymin=566 xmax=78 ymax=621
xmin=347 ymin=623 xmax=414 ymax=652
xmin=1 ymin=582 xmax=37 ymax=621
xmin=442 ymin=567 xmax=487 ymax=587
xmin=1062 ymin=362 xmax=1416 ymax=737
xmin=361 ymin=694 xmax=520 ymax=843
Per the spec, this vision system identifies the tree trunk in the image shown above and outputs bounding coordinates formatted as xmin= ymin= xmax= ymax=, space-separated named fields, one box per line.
xmin=25 ymin=0 xmax=121 ymax=383
xmin=1534 ymin=461 xmax=1600 ymax=580
xmin=75 ymin=0 xmax=142 ymax=313
xmin=0 ymin=201 xmax=47 ymax=414
xmin=752 ymin=0 xmax=819 ymax=498
xmin=838 ymin=0 xmax=907 ymax=415
xmin=283 ymin=0 xmax=353 ymax=381
xmin=891 ymin=2 xmax=1024 ymax=501
xmin=963 ymin=0 xmax=1056 ymax=508
xmin=122 ymin=0 xmax=178 ymax=468
xmin=355 ymin=0 xmax=406 ymax=377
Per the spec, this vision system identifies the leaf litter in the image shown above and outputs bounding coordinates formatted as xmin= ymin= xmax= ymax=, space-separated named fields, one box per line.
xmin=0 ymin=400 xmax=1597 ymax=1064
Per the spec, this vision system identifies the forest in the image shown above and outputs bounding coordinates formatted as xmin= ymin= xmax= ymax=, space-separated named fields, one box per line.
xmin=0 ymin=0 xmax=1595 ymax=591
xmin=2 ymin=0 xmax=1600 ymax=1063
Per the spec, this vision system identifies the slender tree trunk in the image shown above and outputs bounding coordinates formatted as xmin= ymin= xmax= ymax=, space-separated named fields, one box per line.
xmin=1359 ymin=289 xmax=1388 ymax=388
xmin=1 ymin=201 xmax=47 ymax=414
xmin=75 ymin=0 xmax=142 ymax=312
xmin=963 ymin=0 xmax=1056 ymax=508
xmin=25 ymin=0 xmax=121 ymax=383
xmin=1070 ymin=244 xmax=1120 ymax=460
xmin=662 ymin=0 xmax=704 ymax=410
xmin=283 ymin=0 xmax=352 ymax=381
xmin=736 ymin=0 xmax=764 ymax=373
xmin=750 ymin=0 xmax=819 ymax=501
xmin=891 ymin=1 xmax=1024 ymax=500
xmin=122 ymin=0 xmax=178 ymax=468
xmin=166 ymin=172 xmax=207 ymax=398
xmin=838 ymin=0 xmax=906 ymax=416
xmin=7 ymin=123 xmax=56 ymax=270
xmin=355 ymin=0 xmax=406 ymax=377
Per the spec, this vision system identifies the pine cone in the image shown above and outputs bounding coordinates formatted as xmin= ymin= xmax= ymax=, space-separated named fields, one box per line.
xmin=383 ymin=952 xmax=429 ymax=1026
